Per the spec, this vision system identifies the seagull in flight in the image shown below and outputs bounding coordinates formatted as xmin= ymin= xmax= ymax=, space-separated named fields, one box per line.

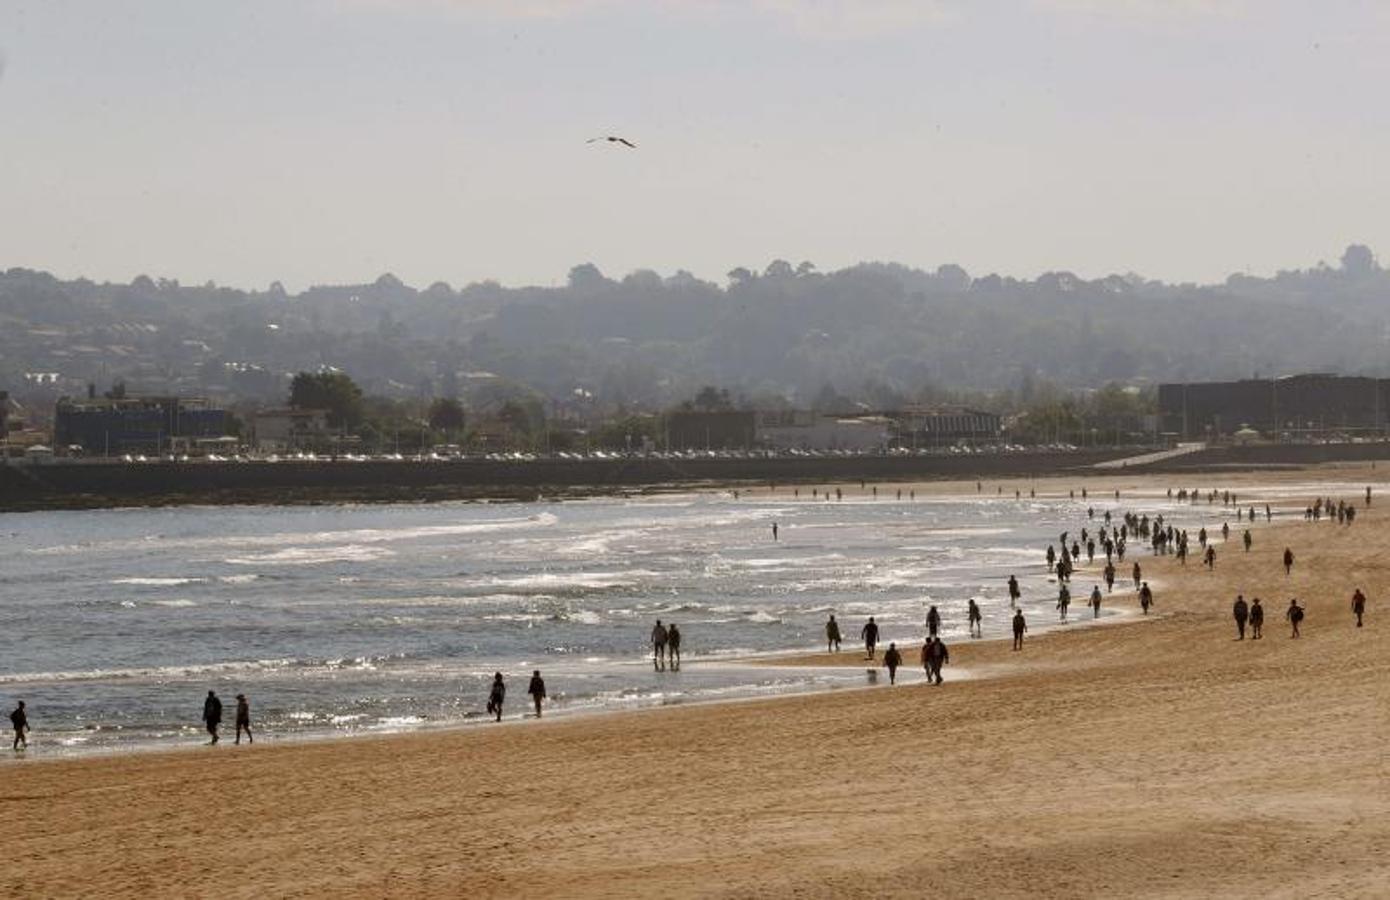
xmin=588 ymin=135 xmax=637 ymax=148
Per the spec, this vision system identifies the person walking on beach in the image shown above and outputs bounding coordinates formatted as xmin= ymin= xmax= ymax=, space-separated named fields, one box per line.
xmin=1008 ymin=575 xmax=1021 ymax=608
xmin=667 ymin=623 xmax=682 ymax=670
xmin=1103 ymin=562 xmax=1116 ymax=594
xmin=1286 ymin=599 xmax=1305 ymax=638
xmin=1089 ymin=585 xmax=1102 ymax=619
xmin=1243 ymin=529 xmax=1252 ymax=553
xmin=928 ymin=637 xmax=950 ymax=685
xmin=862 ymin=617 xmax=880 ymax=659
xmin=1283 ymin=548 xmax=1295 ymax=577
xmin=826 ymin=614 xmax=842 ymax=653
xmin=883 ymin=642 xmax=902 ymax=684
xmin=1046 ymin=545 xmax=1056 ymax=573
xmin=10 ymin=701 xmax=29 ymax=751
xmin=1139 ymin=582 xmax=1154 ymax=615
xmin=1351 ymin=588 xmax=1367 ymax=628
xmin=1011 ymin=610 xmax=1027 ymax=650
xmin=967 ymin=599 xmax=982 ymax=638
xmin=203 ymin=691 xmax=223 ymax=745
xmin=926 ymin=605 xmax=941 ymax=639
xmin=1056 ymin=584 xmax=1071 ymax=622
xmin=527 ymin=670 xmax=546 ymax=718
xmin=1232 ymin=595 xmax=1249 ymax=640
xmin=1204 ymin=545 xmax=1216 ymax=569
xmin=1132 ymin=562 xmax=1142 ymax=591
xmin=920 ymin=638 xmax=934 ymax=680
xmin=487 ymin=672 xmax=506 ymax=721
xmin=1250 ymin=598 xmax=1265 ymax=639
xmin=651 ymin=620 xmax=668 ymax=671
xmin=234 ymin=694 xmax=253 ymax=745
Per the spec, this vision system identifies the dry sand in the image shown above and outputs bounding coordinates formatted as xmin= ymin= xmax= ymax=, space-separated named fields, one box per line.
xmin=3 ymin=464 xmax=1388 ymax=899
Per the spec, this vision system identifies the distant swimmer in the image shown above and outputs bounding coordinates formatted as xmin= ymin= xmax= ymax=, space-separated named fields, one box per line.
xmin=826 ymin=614 xmax=843 ymax=652
xmin=10 ymin=701 xmax=28 ymax=751
xmin=1007 ymin=575 xmax=1021 ymax=608
xmin=862 ymin=617 xmax=880 ymax=659
xmin=1283 ymin=548 xmax=1295 ymax=577
xmin=234 ymin=693 xmax=253 ymax=745
xmin=651 ymin=620 xmax=669 ymax=671
xmin=1233 ymin=595 xmax=1249 ymax=640
xmin=1351 ymin=588 xmax=1367 ymax=628
xmin=1089 ymin=585 xmax=1102 ymax=618
xmin=967 ymin=599 xmax=982 ymax=638
xmin=926 ymin=605 xmax=941 ymax=639
xmin=667 ymin=623 xmax=682 ymax=670
xmin=772 ymin=522 xmax=779 ymax=542
xmin=883 ymin=642 xmax=902 ymax=684
xmin=1249 ymin=598 xmax=1264 ymax=639
xmin=1285 ymin=599 xmax=1304 ymax=638
xmin=1139 ymin=582 xmax=1153 ymax=615
xmin=1011 ymin=610 xmax=1027 ymax=650
xmin=528 ymin=670 xmax=547 ymax=717
xmin=487 ymin=672 xmax=506 ymax=721
xmin=203 ymin=690 xmax=222 ymax=745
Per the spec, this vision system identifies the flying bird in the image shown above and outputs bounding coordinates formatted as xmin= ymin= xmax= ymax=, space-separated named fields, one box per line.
xmin=588 ymin=135 xmax=637 ymax=148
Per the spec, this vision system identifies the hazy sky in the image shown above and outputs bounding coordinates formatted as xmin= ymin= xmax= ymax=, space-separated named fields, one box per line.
xmin=2 ymin=0 xmax=1388 ymax=290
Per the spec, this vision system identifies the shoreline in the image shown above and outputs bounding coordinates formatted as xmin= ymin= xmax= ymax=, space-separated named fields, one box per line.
xmin=5 ymin=464 xmax=1388 ymax=898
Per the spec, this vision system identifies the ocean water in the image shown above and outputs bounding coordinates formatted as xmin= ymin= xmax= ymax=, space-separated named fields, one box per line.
xmin=0 ymin=487 xmax=1255 ymax=757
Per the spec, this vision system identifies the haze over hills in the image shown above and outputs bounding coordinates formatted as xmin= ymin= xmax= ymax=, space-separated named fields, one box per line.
xmin=2 ymin=244 xmax=1386 ymax=419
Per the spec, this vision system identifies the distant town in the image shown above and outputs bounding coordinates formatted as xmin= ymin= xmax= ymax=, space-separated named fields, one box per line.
xmin=4 ymin=372 xmax=1390 ymax=465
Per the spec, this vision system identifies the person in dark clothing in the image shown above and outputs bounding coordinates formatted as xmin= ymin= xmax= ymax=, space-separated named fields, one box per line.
xmin=10 ymin=701 xmax=29 ymax=751
xmin=1351 ymin=589 xmax=1366 ymax=628
xmin=1283 ymin=548 xmax=1294 ymax=577
xmin=651 ymin=620 xmax=668 ymax=671
xmin=1243 ymin=529 xmax=1252 ymax=552
xmin=929 ymin=637 xmax=950 ymax=685
xmin=667 ymin=623 xmax=682 ymax=670
xmin=862 ymin=617 xmax=880 ymax=659
xmin=487 ymin=672 xmax=506 ymax=721
xmin=967 ymin=599 xmax=982 ymax=638
xmin=826 ymin=614 xmax=842 ymax=653
xmin=234 ymin=693 xmax=253 ymax=745
xmin=1250 ymin=598 xmax=1265 ymax=639
xmin=1056 ymin=585 xmax=1071 ymax=622
xmin=1008 ymin=575 xmax=1021 ymax=608
xmin=771 ymin=522 xmax=779 ymax=542
xmin=1204 ymin=545 xmax=1216 ymax=569
xmin=1011 ymin=610 xmax=1027 ymax=651
xmin=1285 ymin=599 xmax=1304 ymax=638
xmin=527 ymin=670 xmax=546 ymax=717
xmin=203 ymin=691 xmax=223 ymax=745
xmin=1139 ymin=582 xmax=1153 ymax=615
xmin=1232 ymin=595 xmax=1249 ymax=640
xmin=1089 ymin=585 xmax=1102 ymax=619
xmin=926 ymin=605 xmax=941 ymax=639
xmin=1046 ymin=545 xmax=1056 ymax=573
xmin=883 ymin=642 xmax=902 ymax=684
xmin=1132 ymin=562 xmax=1142 ymax=591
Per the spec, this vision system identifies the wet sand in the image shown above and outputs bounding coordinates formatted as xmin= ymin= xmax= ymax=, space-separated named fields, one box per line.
xmin=3 ymin=464 xmax=1388 ymax=898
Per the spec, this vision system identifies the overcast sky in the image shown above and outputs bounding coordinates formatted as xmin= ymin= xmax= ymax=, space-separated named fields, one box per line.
xmin=2 ymin=0 xmax=1388 ymax=290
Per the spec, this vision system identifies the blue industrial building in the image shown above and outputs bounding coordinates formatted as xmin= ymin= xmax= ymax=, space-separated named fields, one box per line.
xmin=55 ymin=396 xmax=228 ymax=455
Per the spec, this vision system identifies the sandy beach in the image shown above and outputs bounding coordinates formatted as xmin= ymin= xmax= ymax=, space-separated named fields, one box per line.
xmin=3 ymin=464 xmax=1388 ymax=899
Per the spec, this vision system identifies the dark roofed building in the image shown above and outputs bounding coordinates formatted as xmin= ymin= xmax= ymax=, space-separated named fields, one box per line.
xmin=1158 ymin=375 xmax=1390 ymax=439
xmin=55 ymin=395 xmax=228 ymax=455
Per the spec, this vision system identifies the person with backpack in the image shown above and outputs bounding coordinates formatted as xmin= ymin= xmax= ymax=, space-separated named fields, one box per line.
xmin=1286 ymin=599 xmax=1305 ymax=638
